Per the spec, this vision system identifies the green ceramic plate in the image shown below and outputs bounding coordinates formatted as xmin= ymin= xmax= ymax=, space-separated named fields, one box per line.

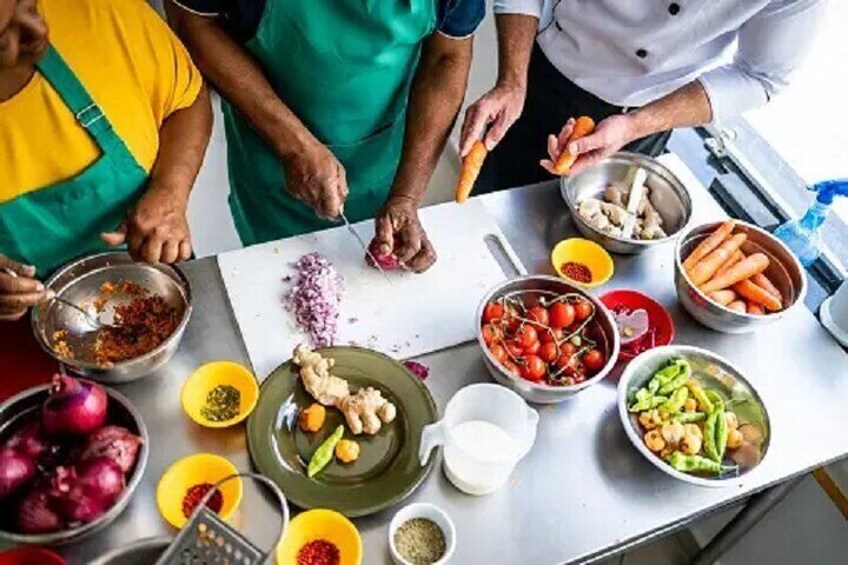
xmin=247 ymin=347 xmax=438 ymax=517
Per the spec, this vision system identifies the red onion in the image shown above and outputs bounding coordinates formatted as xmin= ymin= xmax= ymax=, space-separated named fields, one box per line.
xmin=79 ymin=426 xmax=142 ymax=474
xmin=42 ymin=375 xmax=108 ymax=437
xmin=366 ymin=237 xmax=402 ymax=270
xmin=403 ymin=360 xmax=429 ymax=380
xmin=285 ymin=253 xmax=344 ymax=348
xmin=51 ymin=459 xmax=124 ymax=525
xmin=16 ymin=486 xmax=63 ymax=534
xmin=5 ymin=421 xmax=49 ymax=460
xmin=0 ymin=448 xmax=36 ymax=500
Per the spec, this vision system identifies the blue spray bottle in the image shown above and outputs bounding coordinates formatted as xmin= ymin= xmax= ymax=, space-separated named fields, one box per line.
xmin=773 ymin=179 xmax=848 ymax=267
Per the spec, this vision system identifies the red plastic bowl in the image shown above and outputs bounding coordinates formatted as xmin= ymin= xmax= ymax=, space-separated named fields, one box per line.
xmin=0 ymin=547 xmax=65 ymax=565
xmin=600 ymin=289 xmax=675 ymax=361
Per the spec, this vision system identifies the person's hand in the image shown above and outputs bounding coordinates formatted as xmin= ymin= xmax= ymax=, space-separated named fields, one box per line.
xmin=0 ymin=255 xmax=51 ymax=321
xmin=283 ymin=139 xmax=349 ymax=219
xmin=460 ymin=82 xmax=526 ymax=157
xmin=541 ymin=114 xmax=637 ymax=176
xmin=101 ymin=184 xmax=192 ymax=264
xmin=374 ymin=196 xmax=437 ymax=273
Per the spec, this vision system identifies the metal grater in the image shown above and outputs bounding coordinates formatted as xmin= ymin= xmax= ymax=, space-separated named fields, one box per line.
xmin=155 ymin=472 xmax=289 ymax=565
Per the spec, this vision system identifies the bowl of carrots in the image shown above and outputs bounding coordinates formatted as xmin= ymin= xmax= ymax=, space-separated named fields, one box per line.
xmin=674 ymin=220 xmax=806 ymax=333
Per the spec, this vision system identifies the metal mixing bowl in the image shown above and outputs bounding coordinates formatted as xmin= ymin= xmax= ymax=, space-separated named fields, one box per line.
xmin=476 ymin=275 xmax=620 ymax=404
xmin=617 ymin=345 xmax=771 ymax=487
xmin=31 ymin=252 xmax=192 ymax=383
xmin=674 ymin=221 xmax=807 ymax=334
xmin=90 ymin=536 xmax=171 ymax=564
xmin=561 ymin=152 xmax=693 ymax=254
xmin=0 ymin=383 xmax=149 ymax=545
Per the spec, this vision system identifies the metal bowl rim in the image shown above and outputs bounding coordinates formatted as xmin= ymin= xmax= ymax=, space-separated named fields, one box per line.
xmin=561 ymin=151 xmax=694 ymax=247
xmin=616 ymin=344 xmax=771 ymax=487
xmin=0 ymin=383 xmax=151 ymax=544
xmin=673 ymin=220 xmax=808 ymax=318
xmin=476 ymin=275 xmax=621 ymax=393
xmin=88 ymin=536 xmax=171 ymax=565
xmin=31 ymin=251 xmax=193 ymax=370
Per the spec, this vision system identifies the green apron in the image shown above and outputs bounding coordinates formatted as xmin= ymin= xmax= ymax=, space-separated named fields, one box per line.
xmin=224 ymin=0 xmax=437 ymax=245
xmin=0 ymin=45 xmax=147 ymax=275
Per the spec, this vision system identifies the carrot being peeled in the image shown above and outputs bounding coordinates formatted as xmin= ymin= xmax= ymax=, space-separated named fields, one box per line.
xmin=689 ymin=233 xmax=747 ymax=286
xmin=707 ymin=289 xmax=736 ymax=307
xmin=553 ymin=116 xmax=595 ymax=175
xmin=455 ymin=140 xmax=488 ymax=204
xmin=746 ymin=301 xmax=765 ymax=315
xmin=751 ymin=273 xmax=782 ymax=303
xmin=732 ymin=279 xmax=782 ymax=312
xmin=714 ymin=249 xmax=745 ymax=278
xmin=683 ymin=221 xmax=735 ymax=271
xmin=727 ymin=300 xmax=747 ymax=313
xmin=701 ymin=253 xmax=770 ymax=293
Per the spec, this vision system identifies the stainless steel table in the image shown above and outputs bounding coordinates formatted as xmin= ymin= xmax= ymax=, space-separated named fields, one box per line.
xmin=42 ymin=178 xmax=848 ymax=564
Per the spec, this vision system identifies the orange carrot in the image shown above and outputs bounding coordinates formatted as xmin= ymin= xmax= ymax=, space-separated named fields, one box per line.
xmin=746 ymin=301 xmax=765 ymax=315
xmin=732 ymin=279 xmax=782 ymax=312
xmin=455 ymin=141 xmax=488 ymax=204
xmin=707 ymin=289 xmax=736 ymax=307
xmin=727 ymin=300 xmax=747 ymax=313
xmin=701 ymin=253 xmax=770 ymax=293
xmin=683 ymin=221 xmax=735 ymax=271
xmin=714 ymin=250 xmax=745 ymax=278
xmin=553 ymin=116 xmax=596 ymax=175
xmin=751 ymin=273 xmax=782 ymax=303
xmin=689 ymin=233 xmax=748 ymax=286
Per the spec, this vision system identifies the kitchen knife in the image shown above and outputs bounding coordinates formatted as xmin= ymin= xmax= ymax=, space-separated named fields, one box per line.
xmin=339 ymin=212 xmax=393 ymax=284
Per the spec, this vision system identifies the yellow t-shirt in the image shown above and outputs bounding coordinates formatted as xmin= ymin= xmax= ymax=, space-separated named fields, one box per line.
xmin=0 ymin=0 xmax=202 ymax=204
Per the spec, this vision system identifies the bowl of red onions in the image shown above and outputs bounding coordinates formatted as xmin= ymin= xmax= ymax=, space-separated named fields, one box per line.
xmin=599 ymin=289 xmax=675 ymax=361
xmin=0 ymin=374 xmax=148 ymax=545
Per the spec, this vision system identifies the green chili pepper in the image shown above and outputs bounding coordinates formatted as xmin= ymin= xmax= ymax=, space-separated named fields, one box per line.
xmin=656 ymin=360 xmax=692 ymax=396
xmin=703 ymin=410 xmax=721 ymax=462
xmin=715 ymin=408 xmax=729 ymax=461
xmin=647 ymin=359 xmax=682 ymax=391
xmin=666 ymin=451 xmax=735 ymax=475
xmin=674 ymin=411 xmax=706 ymax=424
xmin=307 ymin=425 xmax=344 ymax=478
xmin=659 ymin=387 xmax=689 ymax=415
xmin=705 ymin=390 xmax=725 ymax=413
xmin=686 ymin=381 xmax=714 ymax=414
xmin=628 ymin=388 xmax=651 ymax=412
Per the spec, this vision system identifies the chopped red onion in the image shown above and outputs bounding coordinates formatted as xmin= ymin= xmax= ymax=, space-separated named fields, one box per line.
xmin=403 ymin=361 xmax=429 ymax=381
xmin=285 ymin=253 xmax=345 ymax=348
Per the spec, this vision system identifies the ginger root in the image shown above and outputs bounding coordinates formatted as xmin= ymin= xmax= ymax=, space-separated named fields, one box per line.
xmin=293 ymin=345 xmax=350 ymax=406
xmin=338 ymin=387 xmax=397 ymax=435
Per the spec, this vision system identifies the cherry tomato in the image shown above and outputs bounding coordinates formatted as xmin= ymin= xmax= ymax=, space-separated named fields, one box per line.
xmin=505 ymin=341 xmax=524 ymax=358
xmin=527 ymin=306 xmax=549 ymax=328
xmin=538 ymin=328 xmax=562 ymax=343
xmin=521 ymin=355 xmax=547 ymax=382
xmin=549 ymin=302 xmax=575 ymax=329
xmin=515 ymin=325 xmax=538 ymax=349
xmin=582 ymin=349 xmax=606 ymax=373
xmin=489 ymin=343 xmax=507 ymax=363
xmin=573 ymin=300 xmax=593 ymax=322
xmin=502 ymin=360 xmax=520 ymax=376
xmin=524 ymin=340 xmax=540 ymax=355
xmin=559 ymin=342 xmax=577 ymax=358
xmin=483 ymin=302 xmax=505 ymax=324
xmin=481 ymin=324 xmax=502 ymax=346
xmin=539 ymin=342 xmax=559 ymax=363
xmin=557 ymin=354 xmax=579 ymax=376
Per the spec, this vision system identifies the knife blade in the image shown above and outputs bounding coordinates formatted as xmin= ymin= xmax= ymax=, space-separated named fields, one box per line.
xmin=339 ymin=212 xmax=393 ymax=284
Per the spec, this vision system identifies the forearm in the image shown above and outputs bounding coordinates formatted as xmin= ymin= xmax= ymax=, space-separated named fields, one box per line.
xmin=165 ymin=5 xmax=314 ymax=159
xmin=149 ymin=83 xmax=212 ymax=200
xmin=627 ymin=80 xmax=712 ymax=140
xmin=494 ymin=13 xmax=538 ymax=89
xmin=390 ymin=35 xmax=472 ymax=203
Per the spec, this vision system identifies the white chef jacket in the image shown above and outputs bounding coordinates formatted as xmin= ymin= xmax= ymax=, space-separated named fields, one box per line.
xmin=493 ymin=0 xmax=825 ymax=123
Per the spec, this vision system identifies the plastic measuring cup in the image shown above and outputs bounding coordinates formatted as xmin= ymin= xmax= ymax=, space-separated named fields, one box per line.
xmin=419 ymin=383 xmax=539 ymax=495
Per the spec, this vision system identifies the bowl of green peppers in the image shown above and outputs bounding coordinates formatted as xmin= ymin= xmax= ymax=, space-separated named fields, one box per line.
xmin=617 ymin=345 xmax=770 ymax=487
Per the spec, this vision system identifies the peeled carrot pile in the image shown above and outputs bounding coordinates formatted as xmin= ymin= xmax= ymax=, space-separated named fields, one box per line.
xmin=751 ymin=273 xmax=782 ymax=303
xmin=553 ymin=116 xmax=595 ymax=175
xmin=683 ymin=221 xmax=735 ymax=271
xmin=732 ymin=279 xmax=782 ymax=312
xmin=714 ymin=249 xmax=745 ymax=278
xmin=727 ymin=300 xmax=747 ymax=313
xmin=689 ymin=233 xmax=747 ymax=286
xmin=707 ymin=289 xmax=736 ymax=307
xmin=455 ymin=140 xmax=488 ymax=204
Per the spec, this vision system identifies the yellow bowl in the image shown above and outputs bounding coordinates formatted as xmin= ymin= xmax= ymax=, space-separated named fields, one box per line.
xmin=181 ymin=361 xmax=259 ymax=428
xmin=156 ymin=453 xmax=243 ymax=529
xmin=551 ymin=238 xmax=615 ymax=288
xmin=276 ymin=509 xmax=362 ymax=565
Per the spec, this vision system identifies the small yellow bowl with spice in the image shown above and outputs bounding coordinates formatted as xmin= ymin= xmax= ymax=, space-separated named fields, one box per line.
xmin=181 ymin=361 xmax=259 ymax=428
xmin=551 ymin=238 xmax=614 ymax=288
xmin=156 ymin=453 xmax=243 ymax=529
xmin=276 ymin=509 xmax=362 ymax=565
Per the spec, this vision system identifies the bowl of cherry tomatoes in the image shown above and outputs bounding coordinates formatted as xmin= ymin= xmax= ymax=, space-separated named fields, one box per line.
xmin=477 ymin=275 xmax=620 ymax=404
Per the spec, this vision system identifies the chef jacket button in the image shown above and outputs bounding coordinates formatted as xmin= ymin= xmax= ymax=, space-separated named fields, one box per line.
xmin=636 ymin=48 xmax=648 ymax=58
xmin=669 ymin=3 xmax=681 ymax=15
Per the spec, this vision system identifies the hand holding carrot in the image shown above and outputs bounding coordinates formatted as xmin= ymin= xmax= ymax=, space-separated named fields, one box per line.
xmin=541 ymin=114 xmax=638 ymax=176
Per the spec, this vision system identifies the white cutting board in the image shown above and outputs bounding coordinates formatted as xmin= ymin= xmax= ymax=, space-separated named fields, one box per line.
xmin=217 ymin=199 xmax=525 ymax=380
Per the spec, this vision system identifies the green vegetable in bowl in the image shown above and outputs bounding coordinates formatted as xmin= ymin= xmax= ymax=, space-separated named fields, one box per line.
xmin=628 ymin=388 xmax=667 ymax=412
xmin=307 ymin=425 xmax=344 ymax=478
xmin=659 ymin=387 xmax=689 ymax=415
xmin=685 ymin=380 xmax=714 ymax=414
xmin=666 ymin=451 xmax=737 ymax=475
xmin=647 ymin=358 xmax=691 ymax=395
